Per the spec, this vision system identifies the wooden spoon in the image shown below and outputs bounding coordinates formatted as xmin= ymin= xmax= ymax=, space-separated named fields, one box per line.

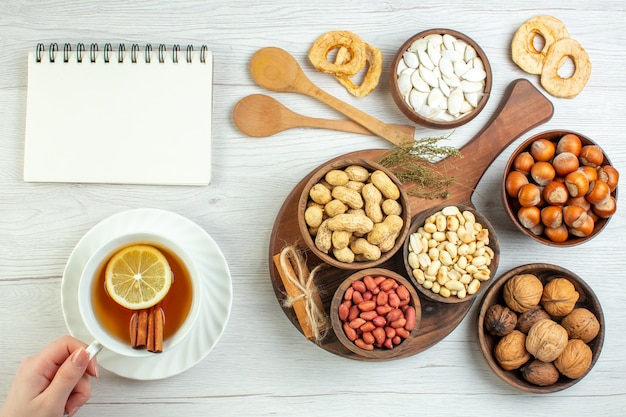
xmin=233 ymin=94 xmax=416 ymax=138
xmin=249 ymin=47 xmax=415 ymax=147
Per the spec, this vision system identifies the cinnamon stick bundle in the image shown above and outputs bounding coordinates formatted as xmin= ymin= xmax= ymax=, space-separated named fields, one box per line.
xmin=130 ymin=304 xmax=164 ymax=353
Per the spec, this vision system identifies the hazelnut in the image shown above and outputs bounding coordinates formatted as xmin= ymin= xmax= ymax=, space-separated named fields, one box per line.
xmin=517 ymin=183 xmax=542 ymax=207
xmin=556 ymin=133 xmax=582 ymax=156
xmin=554 ymin=339 xmax=593 ymax=379
xmin=505 ymin=170 xmax=529 ymax=198
xmin=512 ymin=151 xmax=534 ymax=175
xmin=561 ymin=308 xmax=600 ymax=343
xmin=530 ymin=161 xmax=556 ymax=186
xmin=543 ymin=224 xmax=569 ymax=243
xmin=541 ymin=278 xmax=580 ymax=316
xmin=586 ymin=180 xmax=611 ymax=205
xmin=521 ymin=359 xmax=560 ymax=387
xmin=484 ymin=304 xmax=518 ymax=337
xmin=516 ymin=305 xmax=551 ymax=334
xmin=503 ymin=274 xmax=543 ymax=313
xmin=552 ymin=152 xmax=579 ymax=177
xmin=540 ymin=205 xmax=563 ymax=229
xmin=494 ymin=330 xmax=531 ymax=371
xmin=525 ymin=319 xmax=568 ymax=362
xmin=579 ymin=145 xmax=604 ymax=167
xmin=530 ymin=138 xmax=556 ymax=162
xmin=597 ymin=165 xmax=619 ymax=192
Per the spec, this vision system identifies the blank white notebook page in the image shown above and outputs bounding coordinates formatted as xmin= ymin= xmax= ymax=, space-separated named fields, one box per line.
xmin=24 ymin=44 xmax=213 ymax=185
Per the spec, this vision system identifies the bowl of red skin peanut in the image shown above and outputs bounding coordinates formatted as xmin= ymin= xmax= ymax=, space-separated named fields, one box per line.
xmin=330 ymin=268 xmax=421 ymax=360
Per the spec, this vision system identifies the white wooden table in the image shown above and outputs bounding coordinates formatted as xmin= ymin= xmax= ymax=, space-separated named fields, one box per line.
xmin=1 ymin=1 xmax=625 ymax=415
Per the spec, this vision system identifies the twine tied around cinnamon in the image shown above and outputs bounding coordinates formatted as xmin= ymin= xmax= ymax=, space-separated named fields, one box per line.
xmin=277 ymin=245 xmax=330 ymax=343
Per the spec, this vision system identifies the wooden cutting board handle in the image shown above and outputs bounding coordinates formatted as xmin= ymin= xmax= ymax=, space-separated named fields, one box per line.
xmin=406 ymin=78 xmax=554 ymax=206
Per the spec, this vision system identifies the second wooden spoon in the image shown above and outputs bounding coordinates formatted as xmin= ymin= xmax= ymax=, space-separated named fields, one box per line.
xmin=233 ymin=94 xmax=416 ymax=138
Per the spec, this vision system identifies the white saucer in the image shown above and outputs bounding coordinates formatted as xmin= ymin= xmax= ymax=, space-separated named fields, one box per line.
xmin=62 ymin=208 xmax=232 ymax=380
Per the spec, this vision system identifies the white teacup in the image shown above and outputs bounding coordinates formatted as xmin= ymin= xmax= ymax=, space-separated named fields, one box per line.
xmin=78 ymin=232 xmax=202 ymax=357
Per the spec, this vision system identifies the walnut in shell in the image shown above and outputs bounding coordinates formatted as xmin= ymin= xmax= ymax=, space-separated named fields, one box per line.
xmin=503 ymin=274 xmax=543 ymax=313
xmin=494 ymin=330 xmax=531 ymax=371
xmin=525 ymin=318 xmax=568 ymax=362
xmin=516 ymin=305 xmax=551 ymax=334
xmin=484 ymin=304 xmax=518 ymax=336
xmin=521 ymin=359 xmax=560 ymax=386
xmin=561 ymin=308 xmax=600 ymax=343
xmin=541 ymin=277 xmax=580 ymax=316
xmin=554 ymin=339 xmax=593 ymax=379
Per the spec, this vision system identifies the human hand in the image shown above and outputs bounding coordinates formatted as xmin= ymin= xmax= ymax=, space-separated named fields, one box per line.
xmin=1 ymin=335 xmax=98 ymax=417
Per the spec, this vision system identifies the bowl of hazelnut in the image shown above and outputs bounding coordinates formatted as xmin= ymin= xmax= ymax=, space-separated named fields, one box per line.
xmin=330 ymin=268 xmax=421 ymax=360
xmin=298 ymin=158 xmax=411 ymax=270
xmin=403 ymin=204 xmax=500 ymax=304
xmin=477 ymin=263 xmax=604 ymax=393
xmin=503 ymin=130 xmax=619 ymax=246
xmin=389 ymin=28 xmax=492 ymax=129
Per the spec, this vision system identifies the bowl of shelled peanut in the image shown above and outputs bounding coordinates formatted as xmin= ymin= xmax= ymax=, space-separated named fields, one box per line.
xmin=502 ymin=130 xmax=619 ymax=246
xmin=298 ymin=158 xmax=411 ymax=270
xmin=402 ymin=204 xmax=500 ymax=304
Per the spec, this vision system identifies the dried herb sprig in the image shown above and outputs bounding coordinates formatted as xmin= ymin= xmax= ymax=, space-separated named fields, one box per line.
xmin=377 ymin=135 xmax=463 ymax=199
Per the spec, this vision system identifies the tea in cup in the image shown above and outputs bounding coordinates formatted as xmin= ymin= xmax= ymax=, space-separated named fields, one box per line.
xmin=78 ymin=232 xmax=202 ymax=357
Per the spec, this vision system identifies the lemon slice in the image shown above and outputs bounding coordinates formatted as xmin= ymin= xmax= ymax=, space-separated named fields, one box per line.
xmin=105 ymin=244 xmax=172 ymax=310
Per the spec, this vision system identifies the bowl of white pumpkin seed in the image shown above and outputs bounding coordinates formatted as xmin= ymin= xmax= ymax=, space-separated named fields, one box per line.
xmin=389 ymin=28 xmax=492 ymax=129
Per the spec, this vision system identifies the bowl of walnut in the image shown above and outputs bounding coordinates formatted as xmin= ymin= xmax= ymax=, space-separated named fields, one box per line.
xmin=298 ymin=158 xmax=411 ymax=270
xmin=502 ymin=130 xmax=619 ymax=247
xmin=477 ymin=263 xmax=604 ymax=393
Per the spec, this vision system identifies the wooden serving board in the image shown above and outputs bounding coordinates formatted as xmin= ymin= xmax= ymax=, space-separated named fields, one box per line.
xmin=268 ymin=79 xmax=554 ymax=361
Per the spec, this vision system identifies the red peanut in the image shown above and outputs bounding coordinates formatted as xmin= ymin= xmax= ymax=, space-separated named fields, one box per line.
xmin=372 ymin=316 xmax=387 ymax=327
xmin=373 ymin=327 xmax=386 ymax=345
xmin=363 ymin=275 xmax=377 ymax=291
xmin=362 ymin=331 xmax=375 ymax=345
xmin=349 ymin=318 xmax=366 ymax=329
xmin=343 ymin=322 xmax=357 ymax=341
xmin=388 ymin=292 xmax=400 ymax=308
xmin=358 ymin=300 xmax=377 ymax=312
xmin=360 ymin=310 xmax=378 ymax=321
xmin=396 ymin=285 xmax=410 ymax=301
xmin=376 ymin=304 xmax=392 ymax=315
xmin=404 ymin=306 xmax=417 ymax=331
xmin=376 ymin=291 xmax=388 ymax=306
xmin=348 ymin=305 xmax=360 ymax=321
xmin=379 ymin=278 xmax=396 ymax=292
xmin=355 ymin=338 xmax=374 ymax=351
xmin=359 ymin=321 xmax=376 ymax=333
xmin=390 ymin=317 xmax=407 ymax=329
xmin=386 ymin=308 xmax=403 ymax=322
xmin=395 ymin=327 xmax=410 ymax=339
xmin=352 ymin=280 xmax=366 ymax=293
xmin=352 ymin=291 xmax=364 ymax=304
xmin=338 ymin=301 xmax=350 ymax=321
xmin=344 ymin=287 xmax=354 ymax=301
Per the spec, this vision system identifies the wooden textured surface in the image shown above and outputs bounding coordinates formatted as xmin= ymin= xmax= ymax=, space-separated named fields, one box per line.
xmin=1 ymin=1 xmax=626 ymax=416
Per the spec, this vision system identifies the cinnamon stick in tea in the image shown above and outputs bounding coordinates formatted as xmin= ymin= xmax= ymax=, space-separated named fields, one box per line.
xmin=129 ymin=305 xmax=164 ymax=352
xmin=135 ymin=309 xmax=149 ymax=348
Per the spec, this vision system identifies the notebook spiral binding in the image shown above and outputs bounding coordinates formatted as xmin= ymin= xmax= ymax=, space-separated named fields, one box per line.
xmin=35 ymin=42 xmax=208 ymax=64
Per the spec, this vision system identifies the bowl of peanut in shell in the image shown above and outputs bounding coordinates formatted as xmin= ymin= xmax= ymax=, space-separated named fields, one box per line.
xmin=298 ymin=158 xmax=411 ymax=270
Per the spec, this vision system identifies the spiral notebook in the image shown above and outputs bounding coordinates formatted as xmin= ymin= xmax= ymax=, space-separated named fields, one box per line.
xmin=24 ymin=42 xmax=213 ymax=185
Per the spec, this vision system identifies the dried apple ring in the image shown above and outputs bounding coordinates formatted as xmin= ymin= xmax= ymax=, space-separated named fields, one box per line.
xmin=511 ymin=15 xmax=570 ymax=75
xmin=334 ymin=44 xmax=383 ymax=97
xmin=309 ymin=30 xmax=365 ymax=77
xmin=540 ymin=38 xmax=591 ymax=99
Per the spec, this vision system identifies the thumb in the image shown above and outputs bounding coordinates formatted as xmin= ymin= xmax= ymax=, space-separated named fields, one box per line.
xmin=45 ymin=347 xmax=90 ymax=405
